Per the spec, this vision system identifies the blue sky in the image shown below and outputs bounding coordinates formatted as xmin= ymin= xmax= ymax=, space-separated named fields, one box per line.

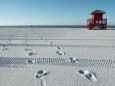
xmin=0 ymin=0 xmax=115 ymax=25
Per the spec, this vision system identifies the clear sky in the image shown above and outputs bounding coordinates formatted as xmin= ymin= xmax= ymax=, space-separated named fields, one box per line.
xmin=0 ymin=0 xmax=115 ymax=25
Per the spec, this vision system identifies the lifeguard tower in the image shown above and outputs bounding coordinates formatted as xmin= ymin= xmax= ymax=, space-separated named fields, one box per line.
xmin=87 ymin=10 xmax=107 ymax=30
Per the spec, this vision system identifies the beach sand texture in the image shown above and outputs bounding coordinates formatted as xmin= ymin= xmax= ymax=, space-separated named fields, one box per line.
xmin=0 ymin=28 xmax=115 ymax=86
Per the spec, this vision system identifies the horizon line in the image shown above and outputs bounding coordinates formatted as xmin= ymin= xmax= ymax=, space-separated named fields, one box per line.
xmin=0 ymin=25 xmax=115 ymax=26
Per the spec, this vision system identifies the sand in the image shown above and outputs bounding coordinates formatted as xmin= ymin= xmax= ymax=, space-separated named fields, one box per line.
xmin=0 ymin=28 xmax=115 ymax=86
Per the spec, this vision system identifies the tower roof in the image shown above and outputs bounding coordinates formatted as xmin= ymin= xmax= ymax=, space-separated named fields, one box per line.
xmin=91 ymin=10 xmax=106 ymax=15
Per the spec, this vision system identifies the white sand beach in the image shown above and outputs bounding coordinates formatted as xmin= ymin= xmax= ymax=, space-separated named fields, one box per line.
xmin=0 ymin=28 xmax=115 ymax=86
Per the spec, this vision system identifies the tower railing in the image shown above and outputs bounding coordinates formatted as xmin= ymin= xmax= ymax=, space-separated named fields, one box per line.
xmin=87 ymin=18 xmax=107 ymax=30
xmin=87 ymin=18 xmax=107 ymax=25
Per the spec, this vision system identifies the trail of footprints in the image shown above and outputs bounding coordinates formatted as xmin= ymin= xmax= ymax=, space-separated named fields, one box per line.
xmin=0 ymin=37 xmax=115 ymax=68
xmin=0 ymin=57 xmax=115 ymax=67
xmin=0 ymin=44 xmax=115 ymax=48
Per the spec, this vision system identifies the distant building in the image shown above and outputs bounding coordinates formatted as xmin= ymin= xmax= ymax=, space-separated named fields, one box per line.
xmin=87 ymin=10 xmax=107 ymax=30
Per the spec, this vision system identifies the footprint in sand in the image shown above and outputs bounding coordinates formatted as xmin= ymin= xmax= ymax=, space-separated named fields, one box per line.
xmin=56 ymin=51 xmax=65 ymax=55
xmin=69 ymin=57 xmax=78 ymax=63
xmin=28 ymin=52 xmax=36 ymax=56
xmin=28 ymin=59 xmax=36 ymax=64
xmin=2 ymin=45 xmax=9 ymax=51
xmin=78 ymin=70 xmax=97 ymax=82
xmin=57 ymin=46 xmax=63 ymax=50
xmin=36 ymin=70 xmax=50 ymax=78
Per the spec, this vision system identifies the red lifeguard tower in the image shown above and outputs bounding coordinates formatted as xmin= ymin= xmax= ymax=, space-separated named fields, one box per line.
xmin=87 ymin=10 xmax=107 ymax=30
